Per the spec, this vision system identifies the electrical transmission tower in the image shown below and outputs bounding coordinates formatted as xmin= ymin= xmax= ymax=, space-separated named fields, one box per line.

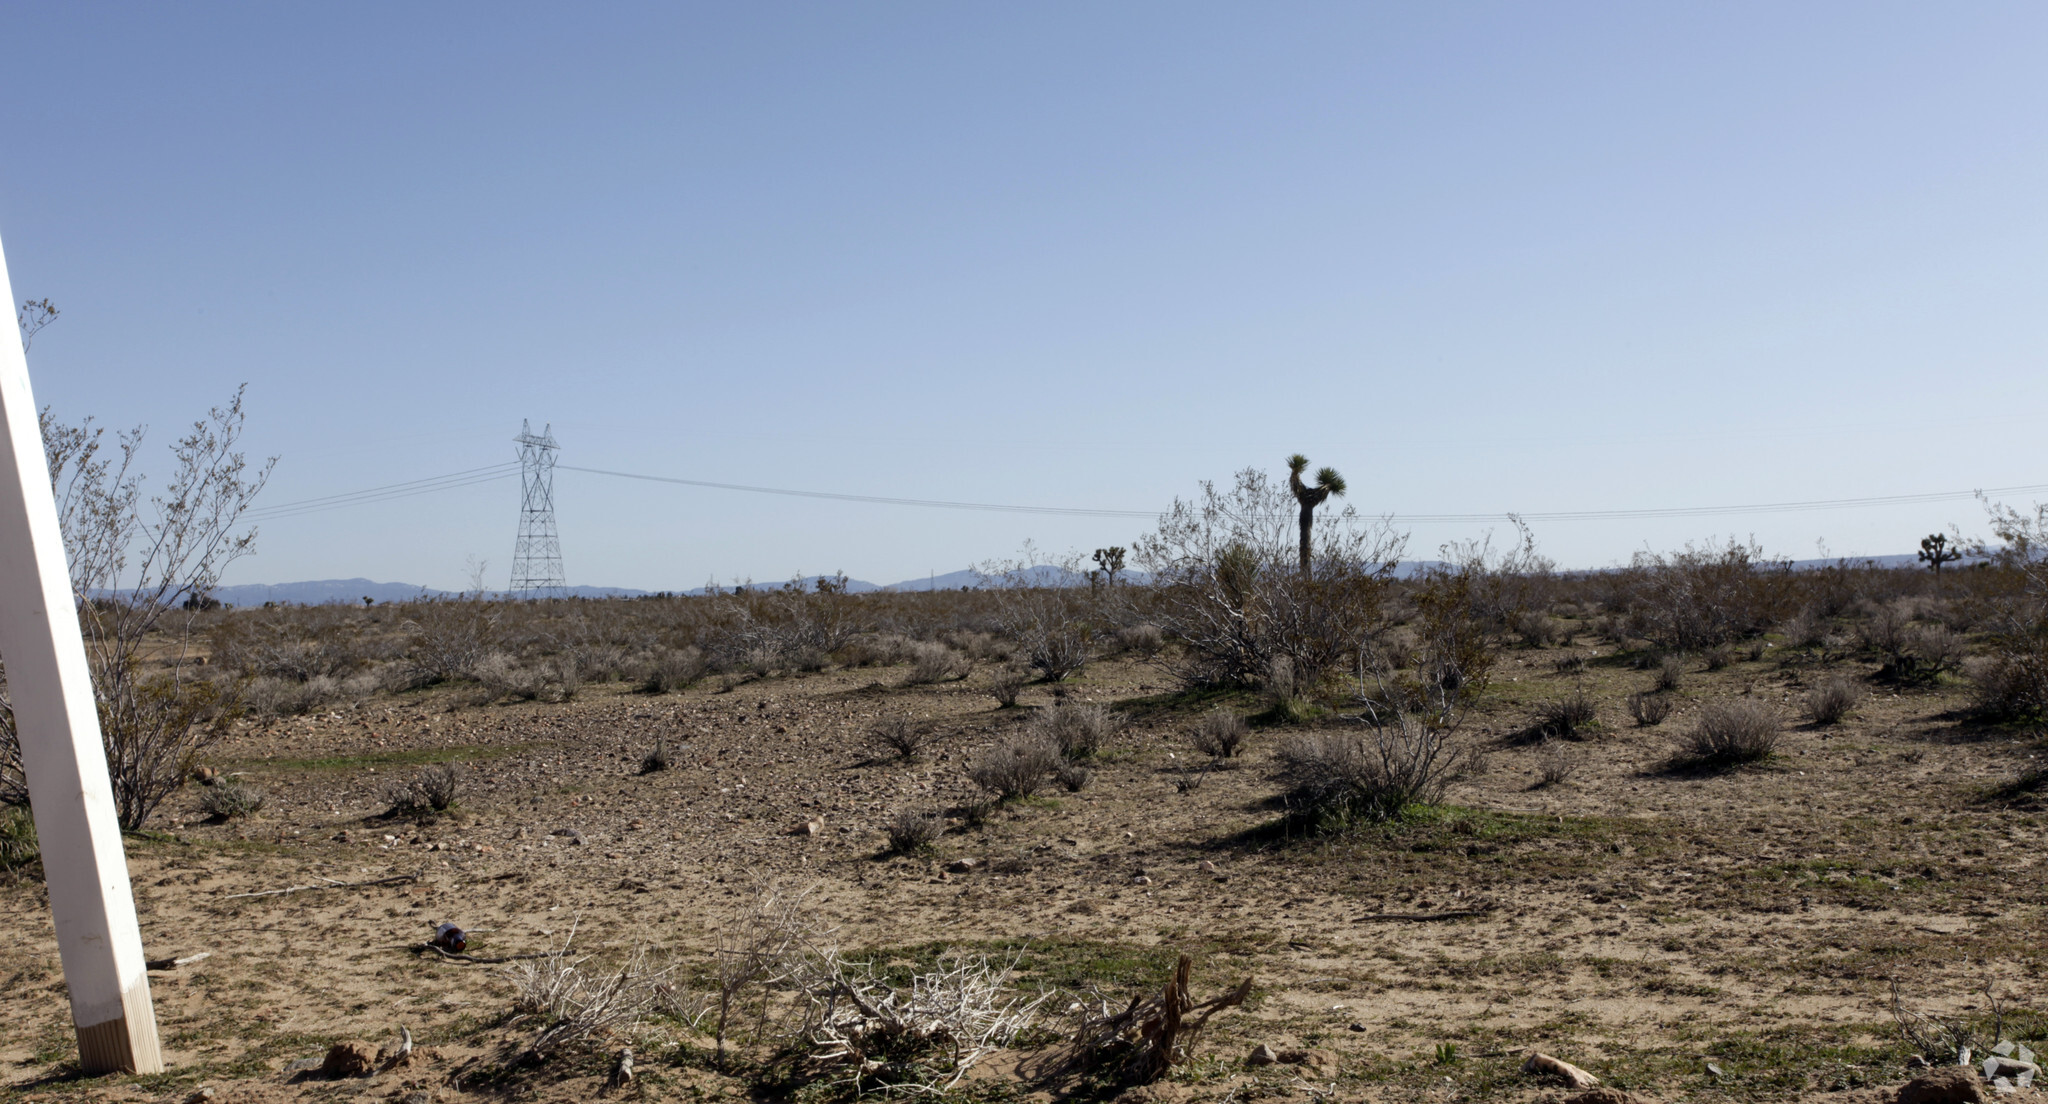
xmin=509 ymin=420 xmax=567 ymax=598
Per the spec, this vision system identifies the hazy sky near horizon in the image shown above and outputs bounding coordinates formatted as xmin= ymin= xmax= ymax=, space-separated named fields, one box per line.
xmin=3 ymin=4 xmax=2044 ymax=589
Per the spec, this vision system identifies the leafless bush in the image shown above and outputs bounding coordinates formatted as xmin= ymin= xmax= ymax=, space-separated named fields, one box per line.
xmin=1626 ymin=691 xmax=1672 ymax=726
xmin=1189 ymin=711 xmax=1250 ymax=759
xmin=943 ymin=631 xmax=1008 ymax=663
xmin=503 ymin=927 xmax=664 ymax=1060
xmin=796 ymin=950 xmax=1050 ymax=1094
xmin=884 ymin=808 xmax=943 ymax=854
xmin=1061 ymin=954 xmax=1249 ymax=1084
xmin=1683 ymin=699 xmax=1779 ymax=764
xmin=0 ymin=391 xmax=272 ymax=828
xmin=1804 ymin=677 xmax=1863 ymax=726
xmin=1534 ymin=742 xmax=1579 ymax=788
xmin=386 ymin=762 xmax=460 ymax=816
xmin=1512 ymin=611 xmax=1561 ymax=648
xmin=979 ymin=555 xmax=1096 ymax=682
xmin=872 ymin=718 xmax=932 ymax=761
xmin=1968 ymin=654 xmax=2047 ymax=720
xmin=1273 ymin=716 xmax=1474 ymax=828
xmin=1782 ymin=608 xmax=1829 ymax=649
xmin=987 ymin=665 xmax=1027 ymax=708
xmin=1703 ymin=644 xmax=1734 ymax=671
xmin=1031 ymin=701 xmax=1122 ymax=760
xmin=905 ymin=641 xmax=972 ymax=685
xmin=198 ymin=780 xmax=264 ymax=820
xmin=965 ymin=734 xmax=1060 ymax=800
xmin=712 ymin=884 xmax=825 ymax=1064
xmin=242 ymin=674 xmax=338 ymax=717
xmin=1055 ymin=761 xmax=1093 ymax=792
xmin=1654 ymin=655 xmax=1685 ymax=691
xmin=637 ymin=646 xmax=706 ymax=693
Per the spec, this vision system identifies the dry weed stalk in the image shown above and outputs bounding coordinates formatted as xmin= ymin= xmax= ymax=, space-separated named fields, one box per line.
xmin=713 ymin=883 xmax=829 ymax=1064
xmin=797 ymin=951 xmax=1049 ymax=1094
xmin=1062 ymin=954 xmax=1251 ymax=1083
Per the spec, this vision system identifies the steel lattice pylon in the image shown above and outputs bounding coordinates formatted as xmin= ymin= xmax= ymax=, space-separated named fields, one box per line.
xmin=509 ymin=420 xmax=567 ymax=598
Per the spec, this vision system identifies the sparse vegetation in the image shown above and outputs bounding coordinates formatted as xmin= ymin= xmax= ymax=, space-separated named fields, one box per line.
xmin=386 ymin=762 xmax=460 ymax=816
xmin=1273 ymin=717 xmax=1474 ymax=829
xmin=197 ymin=779 xmax=265 ymax=820
xmin=1189 ymin=711 xmax=1250 ymax=759
xmin=965 ymin=733 xmax=1061 ymax=801
xmin=872 ymin=717 xmax=932 ymax=761
xmin=1804 ymin=676 xmax=1864 ymax=726
xmin=1627 ymin=690 xmax=1673 ymax=726
xmin=884 ymin=807 xmax=943 ymax=854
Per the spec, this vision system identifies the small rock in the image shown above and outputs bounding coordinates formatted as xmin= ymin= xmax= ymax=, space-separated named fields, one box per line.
xmin=1524 ymin=1051 xmax=1600 ymax=1090
xmin=1349 ymin=1022 xmax=1368 ymax=1032
xmin=945 ymin=858 xmax=979 ymax=874
xmin=1706 ymin=1061 xmax=1725 ymax=1078
xmin=183 ymin=1087 xmax=216 ymax=1103
xmin=1198 ymin=860 xmax=1218 ymax=873
xmin=1985 ymin=1058 xmax=2038 ymax=1080
xmin=1897 ymin=1067 xmax=1987 ymax=1104
xmin=1246 ymin=1044 xmax=1280 ymax=1066
xmin=1132 ymin=875 xmax=1153 ymax=886
xmin=320 ymin=1039 xmax=378 ymax=1079
xmin=792 ymin=818 xmax=823 ymax=836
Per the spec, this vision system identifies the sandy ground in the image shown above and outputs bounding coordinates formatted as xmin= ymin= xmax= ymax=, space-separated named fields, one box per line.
xmin=2 ymin=645 xmax=2043 ymax=1103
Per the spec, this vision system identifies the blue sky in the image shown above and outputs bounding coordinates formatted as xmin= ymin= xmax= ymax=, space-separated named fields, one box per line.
xmin=3 ymin=4 xmax=2044 ymax=589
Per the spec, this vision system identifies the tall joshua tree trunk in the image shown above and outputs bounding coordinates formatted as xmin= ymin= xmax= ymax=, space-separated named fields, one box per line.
xmin=1287 ymin=454 xmax=1347 ymax=579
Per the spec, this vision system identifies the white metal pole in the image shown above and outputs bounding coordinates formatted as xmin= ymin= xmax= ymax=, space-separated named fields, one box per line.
xmin=0 ymin=231 xmax=163 ymax=1073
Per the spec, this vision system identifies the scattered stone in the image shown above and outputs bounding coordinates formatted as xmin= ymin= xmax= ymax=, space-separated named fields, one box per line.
xmin=183 ymin=1087 xmax=216 ymax=1103
xmin=945 ymin=858 xmax=979 ymax=874
xmin=320 ymin=1039 xmax=378 ymax=1079
xmin=1133 ymin=875 xmax=1153 ymax=886
xmin=1247 ymin=1044 xmax=1280 ymax=1066
xmin=792 ymin=818 xmax=823 ymax=836
xmin=1349 ymin=1022 xmax=1368 ymax=1032
xmin=1198 ymin=860 xmax=1218 ymax=873
xmin=1896 ymin=1067 xmax=1986 ymax=1104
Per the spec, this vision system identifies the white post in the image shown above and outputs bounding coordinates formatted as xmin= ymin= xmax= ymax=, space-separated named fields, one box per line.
xmin=0 ymin=231 xmax=163 ymax=1073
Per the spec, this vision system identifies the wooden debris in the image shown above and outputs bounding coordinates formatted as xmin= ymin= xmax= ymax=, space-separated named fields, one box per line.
xmin=222 ymin=873 xmax=417 ymax=900
xmin=1523 ymin=1051 xmax=1600 ymax=1089
xmin=1063 ymin=954 xmax=1252 ymax=1083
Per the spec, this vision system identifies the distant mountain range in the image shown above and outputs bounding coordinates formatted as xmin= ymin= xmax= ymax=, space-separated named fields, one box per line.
xmin=206 ymin=553 xmax=1953 ymax=606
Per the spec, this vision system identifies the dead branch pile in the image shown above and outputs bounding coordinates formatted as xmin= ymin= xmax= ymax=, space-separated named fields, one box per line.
xmin=1062 ymin=954 xmax=1251 ymax=1084
xmin=797 ymin=950 xmax=1049 ymax=1094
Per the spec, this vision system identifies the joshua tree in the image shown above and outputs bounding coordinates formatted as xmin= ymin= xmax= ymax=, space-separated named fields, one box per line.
xmin=1918 ymin=533 xmax=1962 ymax=574
xmin=1286 ymin=454 xmax=1346 ymax=579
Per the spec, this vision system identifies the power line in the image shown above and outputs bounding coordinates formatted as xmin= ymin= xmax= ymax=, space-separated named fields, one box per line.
xmin=245 ymin=463 xmax=521 ymax=522
xmin=559 ymin=464 xmax=2048 ymax=525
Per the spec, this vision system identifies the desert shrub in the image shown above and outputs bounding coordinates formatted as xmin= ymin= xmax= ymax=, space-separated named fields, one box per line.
xmin=1534 ymin=742 xmax=1579 ymax=787
xmin=471 ymin=652 xmax=579 ymax=702
xmin=242 ymin=674 xmax=339 ymax=717
xmin=400 ymin=598 xmax=503 ymax=685
xmin=640 ymin=740 xmax=674 ymax=774
xmin=1189 ymin=711 xmax=1250 ymax=759
xmin=1055 ymin=761 xmax=1094 ymax=792
xmin=1804 ymin=677 xmax=1863 ymax=726
xmin=1031 ymin=701 xmax=1121 ymax=760
xmin=198 ymin=780 xmax=265 ymax=820
xmin=1968 ymin=654 xmax=2048 ymax=720
xmin=987 ymin=665 xmax=1027 ymax=708
xmin=872 ymin=718 xmax=931 ymax=761
xmin=1781 ymin=608 xmax=1829 ymax=649
xmin=1134 ymin=466 xmax=1406 ymax=691
xmin=904 ymin=642 xmax=972 ymax=685
xmin=1654 ymin=655 xmax=1685 ymax=692
xmin=387 ymin=763 xmax=461 ymax=816
xmin=1534 ymin=691 xmax=1597 ymax=739
xmin=0 ymin=806 xmax=41 ymax=882
xmin=1703 ymin=644 xmax=1734 ymax=671
xmin=1621 ymin=539 xmax=1792 ymax=652
xmin=884 ymin=808 xmax=943 ymax=854
xmin=1116 ymin=623 xmax=1165 ymax=656
xmin=943 ymin=631 xmax=1008 ymax=662
xmin=1512 ymin=611 xmax=1561 ymax=648
xmin=1551 ymin=652 xmax=1587 ymax=676
xmin=1626 ymin=691 xmax=1673 ymax=726
xmin=979 ymin=558 xmax=1095 ymax=682
xmin=1683 ymin=699 xmax=1779 ymax=764
xmin=844 ymin=633 xmax=918 ymax=669
xmin=1273 ymin=718 xmax=1475 ymax=829
xmin=637 ymin=646 xmax=706 ymax=693
xmin=965 ymin=734 xmax=1060 ymax=801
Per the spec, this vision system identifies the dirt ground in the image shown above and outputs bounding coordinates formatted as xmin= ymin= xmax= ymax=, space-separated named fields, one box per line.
xmin=3 ymin=641 xmax=2044 ymax=1103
